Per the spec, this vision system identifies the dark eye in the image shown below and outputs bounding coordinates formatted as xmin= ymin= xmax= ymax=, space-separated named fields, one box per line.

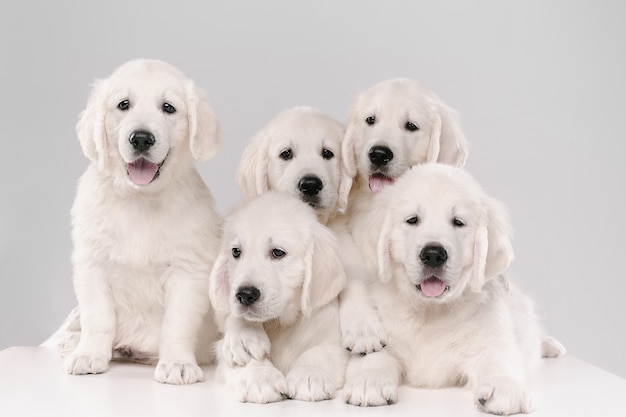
xmin=118 ymin=100 xmax=130 ymax=111
xmin=279 ymin=149 xmax=293 ymax=160
xmin=405 ymin=121 xmax=419 ymax=131
xmin=406 ymin=216 xmax=419 ymax=225
xmin=452 ymin=218 xmax=465 ymax=227
xmin=162 ymin=102 xmax=176 ymax=114
xmin=365 ymin=116 xmax=376 ymax=125
xmin=232 ymin=247 xmax=241 ymax=258
xmin=271 ymin=248 xmax=286 ymax=259
xmin=322 ymin=148 xmax=334 ymax=160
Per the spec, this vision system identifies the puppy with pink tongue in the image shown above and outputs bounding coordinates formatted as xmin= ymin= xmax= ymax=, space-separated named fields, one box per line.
xmin=127 ymin=158 xmax=161 ymax=185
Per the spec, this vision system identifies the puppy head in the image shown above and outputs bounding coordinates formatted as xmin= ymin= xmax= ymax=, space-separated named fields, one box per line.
xmin=342 ymin=78 xmax=469 ymax=196
xmin=209 ymin=191 xmax=346 ymax=325
xmin=373 ymin=164 xmax=513 ymax=305
xmin=236 ymin=107 xmax=350 ymax=223
xmin=76 ymin=59 xmax=223 ymax=192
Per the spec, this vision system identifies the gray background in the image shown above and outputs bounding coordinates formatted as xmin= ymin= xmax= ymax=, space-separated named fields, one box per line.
xmin=1 ymin=1 xmax=625 ymax=378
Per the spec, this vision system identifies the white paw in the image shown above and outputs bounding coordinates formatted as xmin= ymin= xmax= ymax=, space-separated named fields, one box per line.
xmin=343 ymin=370 xmax=397 ymax=406
xmin=285 ymin=366 xmax=336 ymax=401
xmin=222 ymin=328 xmax=271 ymax=367
xmin=234 ymin=365 xmax=287 ymax=403
xmin=475 ymin=377 xmax=532 ymax=415
xmin=154 ymin=361 xmax=205 ymax=385
xmin=542 ymin=336 xmax=566 ymax=358
xmin=63 ymin=352 xmax=109 ymax=375
xmin=342 ymin=316 xmax=387 ymax=355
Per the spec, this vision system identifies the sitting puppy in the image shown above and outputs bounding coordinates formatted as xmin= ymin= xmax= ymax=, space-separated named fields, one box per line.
xmin=344 ymin=164 xmax=545 ymax=415
xmin=46 ymin=59 xmax=223 ymax=384
xmin=209 ymin=191 xmax=349 ymax=403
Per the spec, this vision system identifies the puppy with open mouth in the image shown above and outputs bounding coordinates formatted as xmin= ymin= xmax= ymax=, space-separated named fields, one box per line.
xmin=343 ymin=164 xmax=553 ymax=415
xmin=342 ymin=78 xmax=469 ymax=201
xmin=44 ymin=59 xmax=223 ymax=385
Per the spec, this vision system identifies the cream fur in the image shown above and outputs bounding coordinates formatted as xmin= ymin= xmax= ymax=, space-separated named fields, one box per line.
xmin=344 ymin=164 xmax=544 ymax=415
xmin=237 ymin=106 xmax=349 ymax=224
xmin=209 ymin=192 xmax=349 ymax=403
xmin=43 ymin=59 xmax=223 ymax=384
xmin=235 ymin=106 xmax=387 ymax=355
xmin=342 ymin=78 xmax=469 ymax=212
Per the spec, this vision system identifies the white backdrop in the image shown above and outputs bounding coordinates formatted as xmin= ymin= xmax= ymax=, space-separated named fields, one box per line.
xmin=1 ymin=1 xmax=625 ymax=378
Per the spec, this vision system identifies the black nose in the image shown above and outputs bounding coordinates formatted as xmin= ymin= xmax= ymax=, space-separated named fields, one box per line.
xmin=236 ymin=286 xmax=261 ymax=306
xmin=129 ymin=130 xmax=155 ymax=153
xmin=368 ymin=146 xmax=393 ymax=167
xmin=420 ymin=245 xmax=448 ymax=268
xmin=298 ymin=175 xmax=323 ymax=196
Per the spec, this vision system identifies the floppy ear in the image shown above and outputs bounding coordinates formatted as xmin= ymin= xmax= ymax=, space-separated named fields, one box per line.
xmin=341 ymin=122 xmax=358 ymax=180
xmin=186 ymin=81 xmax=223 ymax=162
xmin=426 ymin=105 xmax=442 ymax=163
xmin=376 ymin=212 xmax=394 ymax=283
xmin=208 ymin=250 xmax=231 ymax=314
xmin=236 ymin=130 xmax=270 ymax=200
xmin=470 ymin=197 xmax=514 ymax=292
xmin=76 ymin=79 xmax=108 ymax=168
xmin=337 ymin=150 xmax=354 ymax=209
xmin=341 ymin=103 xmax=360 ymax=180
xmin=301 ymin=223 xmax=347 ymax=316
xmin=430 ymin=98 xmax=469 ymax=167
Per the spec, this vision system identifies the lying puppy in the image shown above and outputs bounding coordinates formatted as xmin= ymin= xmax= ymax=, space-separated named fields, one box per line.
xmin=234 ymin=106 xmax=384 ymax=355
xmin=344 ymin=164 xmax=546 ymax=415
xmin=336 ymin=79 xmax=470 ymax=356
xmin=46 ymin=59 xmax=223 ymax=384
xmin=209 ymin=191 xmax=349 ymax=403
xmin=341 ymin=78 xmax=564 ymax=359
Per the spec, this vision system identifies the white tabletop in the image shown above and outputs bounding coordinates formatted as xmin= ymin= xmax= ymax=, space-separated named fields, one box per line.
xmin=1 ymin=347 xmax=624 ymax=417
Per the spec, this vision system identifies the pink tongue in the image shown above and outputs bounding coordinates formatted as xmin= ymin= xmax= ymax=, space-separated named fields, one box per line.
xmin=127 ymin=158 xmax=159 ymax=185
xmin=369 ymin=175 xmax=395 ymax=193
xmin=420 ymin=277 xmax=446 ymax=297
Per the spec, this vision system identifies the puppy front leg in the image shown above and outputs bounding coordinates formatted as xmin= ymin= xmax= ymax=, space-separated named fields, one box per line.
xmin=218 ymin=357 xmax=287 ymax=404
xmin=154 ymin=273 xmax=208 ymax=384
xmin=221 ymin=315 xmax=271 ymax=367
xmin=343 ymin=349 xmax=400 ymax=406
xmin=473 ymin=347 xmax=533 ymax=415
xmin=335 ymin=228 xmax=387 ymax=354
xmin=339 ymin=273 xmax=387 ymax=354
xmin=286 ymin=344 xmax=349 ymax=401
xmin=63 ymin=267 xmax=115 ymax=375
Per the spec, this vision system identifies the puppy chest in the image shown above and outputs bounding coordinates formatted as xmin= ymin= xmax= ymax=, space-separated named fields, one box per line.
xmin=387 ymin=316 xmax=476 ymax=388
xmin=108 ymin=264 xmax=168 ymax=307
xmin=79 ymin=206 xmax=212 ymax=267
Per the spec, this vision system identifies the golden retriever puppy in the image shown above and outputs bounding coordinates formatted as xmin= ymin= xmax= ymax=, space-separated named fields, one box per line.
xmin=234 ymin=106 xmax=385 ymax=356
xmin=344 ymin=164 xmax=545 ymax=415
xmin=340 ymin=78 xmax=564 ymax=359
xmin=209 ymin=191 xmax=349 ymax=403
xmin=342 ymin=78 xmax=469 ymax=205
xmin=237 ymin=106 xmax=350 ymax=224
xmin=46 ymin=59 xmax=222 ymax=384
xmin=334 ymin=79 xmax=470 ymax=357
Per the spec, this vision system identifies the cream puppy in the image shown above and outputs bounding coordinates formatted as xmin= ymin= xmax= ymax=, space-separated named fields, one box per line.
xmin=209 ymin=191 xmax=349 ymax=403
xmin=342 ymin=78 xmax=469 ymax=204
xmin=341 ymin=78 xmax=564 ymax=359
xmin=344 ymin=164 xmax=547 ymax=415
xmin=237 ymin=106 xmax=350 ymax=224
xmin=234 ymin=106 xmax=385 ymax=355
xmin=46 ymin=59 xmax=222 ymax=384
